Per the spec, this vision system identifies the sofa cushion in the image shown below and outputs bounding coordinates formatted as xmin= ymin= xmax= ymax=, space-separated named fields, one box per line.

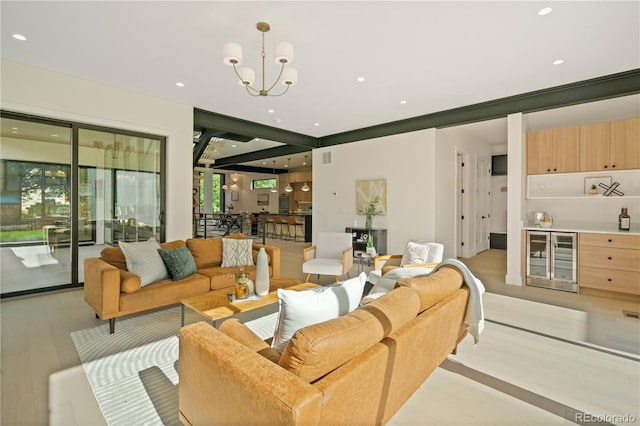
xmin=119 ymin=238 xmax=169 ymax=286
xmin=158 ymin=246 xmax=197 ymax=281
xmin=100 ymin=240 xmax=185 ymax=271
xmin=119 ymin=273 xmax=210 ymax=313
xmin=186 ymin=234 xmax=245 ymax=269
xmin=221 ymin=238 xmax=254 ymax=268
xmin=395 ymin=265 xmax=464 ymax=312
xmin=120 ymin=270 xmax=142 ymax=293
xmin=278 ymin=286 xmax=420 ymax=383
xmin=271 ymin=273 xmax=366 ymax=354
xmin=219 ymin=319 xmax=280 ymax=363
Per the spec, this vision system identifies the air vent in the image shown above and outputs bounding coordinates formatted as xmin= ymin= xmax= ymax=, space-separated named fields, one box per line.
xmin=322 ymin=151 xmax=332 ymax=165
xmin=623 ymin=310 xmax=639 ymax=319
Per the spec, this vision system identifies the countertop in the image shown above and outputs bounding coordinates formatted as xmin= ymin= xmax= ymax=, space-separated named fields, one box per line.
xmin=523 ymin=221 xmax=640 ymax=236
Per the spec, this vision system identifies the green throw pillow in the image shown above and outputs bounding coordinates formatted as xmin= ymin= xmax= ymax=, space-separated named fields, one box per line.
xmin=158 ymin=246 xmax=197 ymax=281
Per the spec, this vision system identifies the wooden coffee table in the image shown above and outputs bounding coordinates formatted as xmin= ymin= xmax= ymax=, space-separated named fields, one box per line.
xmin=181 ymin=277 xmax=319 ymax=328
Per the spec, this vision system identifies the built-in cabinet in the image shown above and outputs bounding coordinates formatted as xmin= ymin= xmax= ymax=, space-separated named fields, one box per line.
xmin=578 ymin=233 xmax=640 ymax=295
xmin=527 ymin=117 xmax=639 ymax=176
xmin=579 ymin=117 xmax=640 ymax=172
xmin=527 ymin=126 xmax=579 ymax=175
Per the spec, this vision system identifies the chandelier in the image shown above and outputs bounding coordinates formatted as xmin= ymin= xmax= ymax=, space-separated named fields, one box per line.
xmin=223 ymin=22 xmax=298 ymax=97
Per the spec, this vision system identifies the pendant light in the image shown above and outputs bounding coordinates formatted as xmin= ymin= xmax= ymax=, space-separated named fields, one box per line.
xmin=270 ymin=160 xmax=278 ymax=193
xmin=301 ymin=155 xmax=310 ymax=192
xmin=284 ymin=157 xmax=293 ymax=193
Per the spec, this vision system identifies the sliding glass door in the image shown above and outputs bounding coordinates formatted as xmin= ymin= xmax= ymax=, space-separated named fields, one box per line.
xmin=0 ymin=112 xmax=165 ymax=297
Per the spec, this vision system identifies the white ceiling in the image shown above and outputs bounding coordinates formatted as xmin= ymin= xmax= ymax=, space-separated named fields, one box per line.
xmin=2 ymin=1 xmax=639 ymax=169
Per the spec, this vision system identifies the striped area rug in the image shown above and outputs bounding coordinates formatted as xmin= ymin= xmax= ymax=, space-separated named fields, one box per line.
xmin=71 ymin=307 xmax=278 ymax=425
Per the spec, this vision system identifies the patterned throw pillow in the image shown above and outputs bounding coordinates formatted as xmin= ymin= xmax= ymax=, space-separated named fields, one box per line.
xmin=221 ymin=238 xmax=255 ymax=268
xmin=158 ymin=246 xmax=197 ymax=281
xmin=119 ymin=238 xmax=169 ymax=286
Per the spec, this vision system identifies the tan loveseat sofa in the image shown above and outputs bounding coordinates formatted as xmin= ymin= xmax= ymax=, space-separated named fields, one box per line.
xmin=178 ymin=265 xmax=470 ymax=425
xmin=84 ymin=234 xmax=280 ymax=334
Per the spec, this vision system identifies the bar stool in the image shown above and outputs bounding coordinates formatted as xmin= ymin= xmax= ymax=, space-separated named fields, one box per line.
xmin=272 ymin=216 xmax=286 ymax=239
xmin=286 ymin=216 xmax=304 ymax=241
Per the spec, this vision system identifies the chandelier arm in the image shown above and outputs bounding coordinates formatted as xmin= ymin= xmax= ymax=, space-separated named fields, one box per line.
xmin=232 ymin=63 xmax=261 ymax=96
xmin=266 ymin=83 xmax=291 ymax=97
xmin=264 ymin=61 xmax=286 ymax=94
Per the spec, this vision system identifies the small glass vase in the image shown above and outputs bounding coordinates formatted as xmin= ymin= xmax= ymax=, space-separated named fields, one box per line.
xmin=234 ymin=270 xmax=249 ymax=300
xmin=365 ymin=215 xmax=373 ymax=229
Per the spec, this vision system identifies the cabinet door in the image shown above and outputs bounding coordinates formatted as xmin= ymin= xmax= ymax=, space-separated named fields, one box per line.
xmin=579 ymin=122 xmax=610 ymax=172
xmin=579 ymin=246 xmax=640 ymax=272
xmin=610 ymin=117 xmax=640 ymax=170
xmin=579 ymin=266 xmax=640 ymax=295
xmin=527 ymin=130 xmax=554 ymax=174
xmin=552 ymin=126 xmax=580 ymax=173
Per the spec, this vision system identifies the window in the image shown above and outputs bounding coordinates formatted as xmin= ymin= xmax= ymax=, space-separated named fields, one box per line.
xmin=251 ymin=178 xmax=276 ymax=190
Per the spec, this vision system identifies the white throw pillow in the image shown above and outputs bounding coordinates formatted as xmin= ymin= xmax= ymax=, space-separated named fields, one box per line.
xmin=271 ymin=272 xmax=366 ymax=354
xmin=221 ymin=238 xmax=254 ymax=268
xmin=400 ymin=241 xmax=431 ymax=266
xmin=119 ymin=238 xmax=169 ymax=286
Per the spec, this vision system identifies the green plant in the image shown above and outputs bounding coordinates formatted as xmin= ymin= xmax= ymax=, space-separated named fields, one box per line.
xmin=0 ymin=229 xmax=43 ymax=243
xmin=359 ymin=196 xmax=382 ymax=217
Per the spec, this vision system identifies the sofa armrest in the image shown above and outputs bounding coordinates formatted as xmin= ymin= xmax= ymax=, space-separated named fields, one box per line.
xmin=219 ymin=318 xmax=280 ymax=363
xmin=83 ymin=257 xmax=121 ymax=319
xmin=342 ymin=247 xmax=353 ymax=273
xmin=179 ymin=322 xmax=323 ymax=425
xmin=253 ymin=243 xmax=281 ymax=278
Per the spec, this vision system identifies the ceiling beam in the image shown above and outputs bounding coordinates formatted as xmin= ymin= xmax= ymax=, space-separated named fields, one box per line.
xmin=319 ymin=68 xmax=640 ymax=146
xmin=192 ymin=129 xmax=218 ymax=166
xmin=213 ymin=164 xmax=288 ymax=174
xmin=194 ymin=108 xmax=318 ymax=149
xmin=212 ymin=144 xmax=311 ymax=167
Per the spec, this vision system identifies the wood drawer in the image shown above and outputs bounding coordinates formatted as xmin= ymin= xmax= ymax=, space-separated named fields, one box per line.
xmin=579 ymin=233 xmax=640 ymax=249
xmin=579 ymin=246 xmax=640 ymax=272
xmin=579 ymin=266 xmax=640 ymax=295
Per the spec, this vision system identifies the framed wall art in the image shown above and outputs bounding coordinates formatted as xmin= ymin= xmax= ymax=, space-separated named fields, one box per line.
xmin=356 ymin=179 xmax=387 ymax=215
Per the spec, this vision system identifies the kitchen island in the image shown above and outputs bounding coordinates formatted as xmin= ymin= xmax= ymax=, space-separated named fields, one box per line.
xmin=253 ymin=212 xmax=312 ymax=242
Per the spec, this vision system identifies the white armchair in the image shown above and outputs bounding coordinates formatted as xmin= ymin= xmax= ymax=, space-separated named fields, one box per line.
xmin=302 ymin=232 xmax=353 ymax=282
xmin=373 ymin=241 xmax=444 ymax=274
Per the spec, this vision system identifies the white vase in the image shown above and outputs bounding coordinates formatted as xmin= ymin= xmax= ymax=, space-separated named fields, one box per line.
xmin=255 ymin=247 xmax=270 ymax=296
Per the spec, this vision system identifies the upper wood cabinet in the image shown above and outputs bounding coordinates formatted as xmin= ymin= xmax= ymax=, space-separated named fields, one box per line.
xmin=610 ymin=117 xmax=640 ymax=171
xmin=580 ymin=118 xmax=640 ymax=171
xmin=527 ymin=126 xmax=579 ymax=175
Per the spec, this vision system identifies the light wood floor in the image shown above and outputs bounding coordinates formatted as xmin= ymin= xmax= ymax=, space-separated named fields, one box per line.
xmin=1 ymin=238 xmax=639 ymax=425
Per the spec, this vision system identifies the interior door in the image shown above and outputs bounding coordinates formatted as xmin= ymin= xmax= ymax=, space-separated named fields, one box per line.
xmin=475 ymin=157 xmax=491 ymax=252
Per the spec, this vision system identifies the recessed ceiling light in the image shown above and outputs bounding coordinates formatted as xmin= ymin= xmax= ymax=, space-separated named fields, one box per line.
xmin=176 ymin=82 xmax=184 ymax=87
xmin=357 ymin=77 xmax=365 ymax=82
xmin=275 ymin=118 xmax=282 ymax=123
xmin=12 ymin=34 xmax=26 ymax=41
xmin=262 ymin=161 xmax=266 ymax=165
xmin=232 ymin=144 xmax=237 ymax=148
xmin=553 ymin=59 xmax=564 ymax=65
xmin=51 ymin=134 xmax=59 ymax=137
xmin=400 ymin=100 xmax=407 ymax=105
xmin=538 ymin=7 xmax=552 ymax=16
xmin=268 ymin=109 xmax=275 ymax=113
xmin=314 ymin=123 xmax=320 ymax=126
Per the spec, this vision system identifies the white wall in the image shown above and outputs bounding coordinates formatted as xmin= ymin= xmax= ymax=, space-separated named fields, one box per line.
xmin=312 ymin=129 xmax=437 ymax=254
xmin=0 ymin=60 xmax=193 ymax=240
xmin=310 ymin=127 xmax=492 ymax=260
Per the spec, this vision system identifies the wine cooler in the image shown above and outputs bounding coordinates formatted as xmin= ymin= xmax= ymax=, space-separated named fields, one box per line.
xmin=526 ymin=231 xmax=577 ymax=293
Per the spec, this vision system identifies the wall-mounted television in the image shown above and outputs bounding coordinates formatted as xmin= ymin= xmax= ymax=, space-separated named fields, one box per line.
xmin=491 ymin=154 xmax=507 ymax=176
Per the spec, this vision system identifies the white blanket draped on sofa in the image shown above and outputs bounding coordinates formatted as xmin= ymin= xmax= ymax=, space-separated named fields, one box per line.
xmin=366 ymin=258 xmax=485 ymax=343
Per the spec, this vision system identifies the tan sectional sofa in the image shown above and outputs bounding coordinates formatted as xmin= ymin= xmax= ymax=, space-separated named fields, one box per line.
xmin=83 ymin=234 xmax=280 ymax=334
xmin=178 ymin=265 xmax=470 ymax=425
